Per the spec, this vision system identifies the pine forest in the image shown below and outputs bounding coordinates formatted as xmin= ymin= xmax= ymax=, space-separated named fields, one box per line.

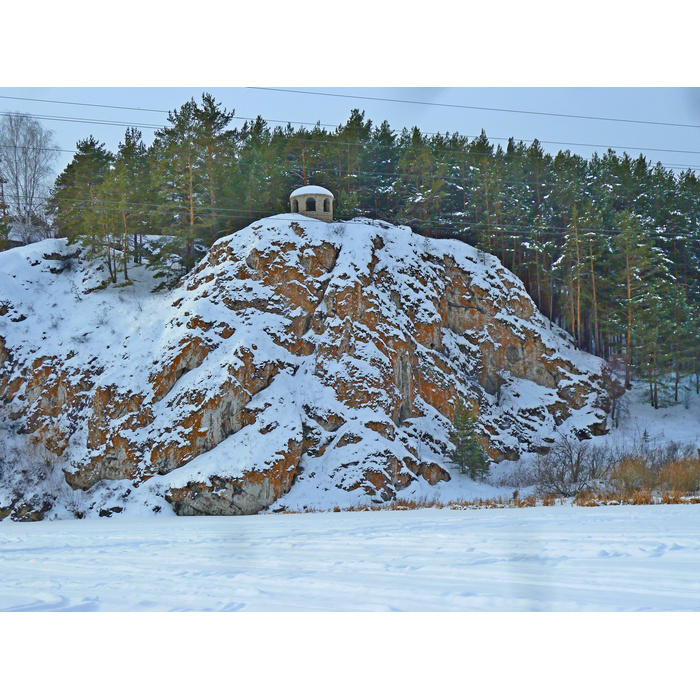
xmin=46 ymin=93 xmax=700 ymax=409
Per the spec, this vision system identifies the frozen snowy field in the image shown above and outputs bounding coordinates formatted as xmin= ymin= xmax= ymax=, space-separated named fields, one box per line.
xmin=1 ymin=504 xmax=699 ymax=612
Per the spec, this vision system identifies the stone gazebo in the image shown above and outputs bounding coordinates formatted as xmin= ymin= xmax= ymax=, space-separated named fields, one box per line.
xmin=290 ymin=185 xmax=334 ymax=223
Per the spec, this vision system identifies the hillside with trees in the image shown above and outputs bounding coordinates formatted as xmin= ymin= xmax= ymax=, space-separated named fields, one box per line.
xmin=46 ymin=93 xmax=700 ymax=407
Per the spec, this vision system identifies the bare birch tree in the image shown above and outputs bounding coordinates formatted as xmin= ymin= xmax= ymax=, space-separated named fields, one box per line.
xmin=0 ymin=112 xmax=59 ymax=244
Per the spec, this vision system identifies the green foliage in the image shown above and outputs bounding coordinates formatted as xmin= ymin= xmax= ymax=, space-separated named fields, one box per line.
xmin=49 ymin=136 xmax=114 ymax=249
xmin=0 ymin=219 xmax=10 ymax=250
xmin=396 ymin=127 xmax=446 ymax=227
xmin=110 ymin=128 xmax=151 ymax=269
xmin=448 ymin=402 xmax=490 ymax=480
xmin=149 ymin=96 xmax=215 ymax=276
xmin=45 ymin=93 xmax=700 ymax=411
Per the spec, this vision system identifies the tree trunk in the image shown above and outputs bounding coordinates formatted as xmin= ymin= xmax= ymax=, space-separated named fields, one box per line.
xmin=122 ymin=210 xmax=129 ymax=281
xmin=574 ymin=222 xmax=582 ymax=346
xmin=588 ymin=239 xmax=600 ymax=356
xmin=625 ymin=268 xmax=633 ymax=390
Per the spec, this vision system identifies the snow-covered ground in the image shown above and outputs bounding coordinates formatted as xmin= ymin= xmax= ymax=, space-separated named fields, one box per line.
xmin=1 ymin=503 xmax=699 ymax=612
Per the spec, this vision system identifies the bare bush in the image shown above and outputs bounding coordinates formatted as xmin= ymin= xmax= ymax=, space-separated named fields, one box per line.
xmin=532 ymin=433 xmax=612 ymax=498
xmin=643 ymin=439 xmax=697 ymax=472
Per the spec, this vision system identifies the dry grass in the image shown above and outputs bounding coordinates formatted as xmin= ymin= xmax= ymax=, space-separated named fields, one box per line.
xmin=514 ymin=494 xmax=537 ymax=508
xmin=659 ymin=490 xmax=686 ymax=505
xmin=659 ymin=458 xmax=700 ymax=493
xmin=573 ymin=490 xmax=600 ymax=507
xmin=601 ymin=456 xmax=700 ymax=504
xmin=282 ymin=491 xmax=698 ymax=514
xmin=608 ymin=456 xmax=657 ymax=494
xmin=277 ymin=456 xmax=700 ymax=515
xmin=627 ymin=488 xmax=655 ymax=505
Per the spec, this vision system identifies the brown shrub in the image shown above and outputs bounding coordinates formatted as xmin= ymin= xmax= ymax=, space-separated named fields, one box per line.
xmin=627 ymin=488 xmax=654 ymax=505
xmin=659 ymin=458 xmax=700 ymax=494
xmin=608 ymin=457 xmax=657 ymax=495
xmin=659 ymin=490 xmax=686 ymax=505
xmin=573 ymin=489 xmax=600 ymax=507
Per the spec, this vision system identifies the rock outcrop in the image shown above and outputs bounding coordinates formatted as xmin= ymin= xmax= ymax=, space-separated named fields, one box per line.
xmin=0 ymin=216 xmax=614 ymax=519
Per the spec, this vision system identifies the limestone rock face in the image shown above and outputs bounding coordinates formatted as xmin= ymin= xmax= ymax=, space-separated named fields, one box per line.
xmin=0 ymin=216 xmax=615 ymax=518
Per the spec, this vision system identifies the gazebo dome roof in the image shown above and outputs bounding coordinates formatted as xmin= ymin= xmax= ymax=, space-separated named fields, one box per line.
xmin=290 ymin=185 xmax=334 ymax=199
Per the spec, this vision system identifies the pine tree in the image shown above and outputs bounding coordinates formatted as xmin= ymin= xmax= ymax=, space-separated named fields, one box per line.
xmin=467 ymin=130 xmax=498 ymax=252
xmin=500 ymin=137 xmax=529 ymax=271
xmin=0 ymin=218 xmax=11 ymax=251
xmin=448 ymin=402 xmax=490 ymax=479
xmin=364 ymin=120 xmax=398 ymax=220
xmin=192 ymin=93 xmax=237 ymax=244
xmin=103 ymin=128 xmax=150 ymax=278
xmin=440 ymin=132 xmax=472 ymax=242
xmin=331 ymin=109 xmax=373 ymax=218
xmin=49 ymin=136 xmax=114 ymax=252
xmin=675 ymin=170 xmax=700 ymax=300
xmin=149 ymin=98 xmax=211 ymax=279
xmin=561 ymin=205 xmax=586 ymax=345
xmin=612 ymin=210 xmax=669 ymax=390
xmin=396 ymin=127 xmax=446 ymax=228
xmin=85 ymin=178 xmax=119 ymax=283
xmin=284 ymin=124 xmax=329 ymax=190
xmin=580 ymin=206 xmax=608 ymax=356
xmin=231 ymin=116 xmax=281 ymax=224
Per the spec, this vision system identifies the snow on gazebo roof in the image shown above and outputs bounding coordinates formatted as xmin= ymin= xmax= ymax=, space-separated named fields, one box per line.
xmin=290 ymin=185 xmax=334 ymax=199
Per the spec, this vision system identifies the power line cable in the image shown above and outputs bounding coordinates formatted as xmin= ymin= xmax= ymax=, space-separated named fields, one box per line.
xmin=0 ymin=95 xmax=171 ymax=115
xmin=7 ymin=90 xmax=700 ymax=141
xmin=5 ymin=127 xmax=699 ymax=174
xmin=247 ymin=87 xmax=700 ymax=130
xmin=5 ymin=93 xmax=699 ymax=156
xmin=0 ymin=110 xmax=163 ymax=131
xmin=0 ymin=96 xmax=339 ymax=130
xmin=3 ymin=103 xmax=700 ymax=171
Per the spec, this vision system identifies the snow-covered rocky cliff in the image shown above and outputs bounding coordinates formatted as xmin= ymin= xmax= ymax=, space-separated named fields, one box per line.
xmin=0 ymin=215 xmax=613 ymax=519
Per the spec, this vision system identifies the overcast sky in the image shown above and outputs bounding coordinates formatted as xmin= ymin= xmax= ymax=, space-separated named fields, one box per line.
xmin=2 ymin=87 xmax=700 ymax=178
